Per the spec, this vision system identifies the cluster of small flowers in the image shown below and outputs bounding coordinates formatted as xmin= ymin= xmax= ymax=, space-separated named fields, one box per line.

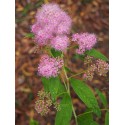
xmin=84 ymin=56 xmax=94 ymax=65
xmin=35 ymin=90 xmax=52 ymax=116
xmin=35 ymin=90 xmax=61 ymax=115
xmin=83 ymin=64 xmax=97 ymax=81
xmin=83 ymin=59 xmax=109 ymax=81
xmin=38 ymin=55 xmax=63 ymax=78
xmin=95 ymin=59 xmax=109 ymax=76
xmin=72 ymin=33 xmax=97 ymax=54
xmin=31 ymin=3 xmax=71 ymax=51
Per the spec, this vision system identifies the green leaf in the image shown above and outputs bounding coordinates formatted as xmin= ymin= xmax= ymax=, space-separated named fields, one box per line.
xmin=73 ymin=54 xmax=85 ymax=60
xmin=70 ymin=78 xmax=101 ymax=117
xmin=85 ymin=49 xmax=108 ymax=61
xmin=57 ymin=82 xmax=66 ymax=95
xmin=77 ymin=110 xmax=99 ymax=125
xmin=105 ymin=111 xmax=109 ymax=125
xmin=64 ymin=67 xmax=71 ymax=72
xmin=95 ymin=88 xmax=108 ymax=107
xmin=30 ymin=119 xmax=39 ymax=125
xmin=35 ymin=0 xmax=44 ymax=8
xmin=55 ymin=94 xmax=72 ymax=125
xmin=77 ymin=113 xmax=93 ymax=125
xmin=64 ymin=67 xmax=75 ymax=74
xmin=25 ymin=33 xmax=34 ymax=38
xmin=90 ymin=121 xmax=99 ymax=125
xmin=41 ymin=77 xmax=65 ymax=101
xmin=41 ymin=77 xmax=50 ymax=92
xmin=22 ymin=4 xmax=31 ymax=16
xmin=51 ymin=48 xmax=62 ymax=57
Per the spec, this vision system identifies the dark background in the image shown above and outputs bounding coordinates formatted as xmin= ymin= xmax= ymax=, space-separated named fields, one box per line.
xmin=16 ymin=0 xmax=109 ymax=124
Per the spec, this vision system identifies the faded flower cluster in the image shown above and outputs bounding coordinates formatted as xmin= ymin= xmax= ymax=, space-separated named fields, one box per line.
xmin=35 ymin=90 xmax=52 ymax=116
xmin=35 ymin=90 xmax=61 ymax=116
xmin=83 ymin=56 xmax=109 ymax=81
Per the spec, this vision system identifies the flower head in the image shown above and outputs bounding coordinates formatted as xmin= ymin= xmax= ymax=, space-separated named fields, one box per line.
xmin=38 ymin=55 xmax=63 ymax=78
xmin=95 ymin=59 xmax=109 ymax=76
xmin=83 ymin=64 xmax=97 ymax=81
xmin=35 ymin=90 xmax=52 ymax=116
xmin=72 ymin=33 xmax=97 ymax=54
xmin=31 ymin=3 xmax=72 ymax=46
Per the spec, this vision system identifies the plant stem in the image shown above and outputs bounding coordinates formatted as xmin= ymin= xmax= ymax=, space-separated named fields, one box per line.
xmin=72 ymin=105 xmax=78 ymax=125
xmin=62 ymin=53 xmax=78 ymax=125
xmin=63 ymin=66 xmax=70 ymax=93
xmin=69 ymin=71 xmax=85 ymax=79
xmin=60 ymin=74 xmax=68 ymax=90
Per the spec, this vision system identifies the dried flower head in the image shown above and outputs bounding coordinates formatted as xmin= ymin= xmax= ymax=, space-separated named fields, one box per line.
xmin=95 ymin=59 xmax=109 ymax=76
xmin=84 ymin=56 xmax=94 ymax=65
xmin=35 ymin=90 xmax=52 ymax=116
xmin=72 ymin=33 xmax=97 ymax=54
xmin=54 ymin=102 xmax=61 ymax=111
xmin=38 ymin=55 xmax=63 ymax=78
xmin=83 ymin=59 xmax=109 ymax=81
xmin=83 ymin=64 xmax=97 ymax=81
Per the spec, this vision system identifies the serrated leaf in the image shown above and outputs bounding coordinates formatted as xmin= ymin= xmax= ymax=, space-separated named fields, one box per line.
xmin=95 ymin=88 xmax=108 ymax=107
xmin=41 ymin=77 xmax=65 ymax=101
xmin=55 ymin=94 xmax=72 ymax=125
xmin=105 ymin=111 xmax=109 ymax=125
xmin=85 ymin=49 xmax=108 ymax=61
xmin=25 ymin=33 xmax=34 ymax=38
xmin=30 ymin=119 xmax=39 ymax=125
xmin=70 ymin=78 xmax=101 ymax=117
xmin=51 ymin=48 xmax=62 ymax=57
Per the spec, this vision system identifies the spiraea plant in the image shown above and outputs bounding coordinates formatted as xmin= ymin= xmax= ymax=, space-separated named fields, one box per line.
xmin=28 ymin=2 xmax=109 ymax=125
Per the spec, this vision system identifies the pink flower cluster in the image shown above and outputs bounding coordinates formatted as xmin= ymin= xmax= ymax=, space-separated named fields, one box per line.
xmin=31 ymin=3 xmax=99 ymax=78
xmin=38 ymin=55 xmax=63 ymax=78
xmin=31 ymin=3 xmax=71 ymax=51
xmin=72 ymin=33 xmax=97 ymax=54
